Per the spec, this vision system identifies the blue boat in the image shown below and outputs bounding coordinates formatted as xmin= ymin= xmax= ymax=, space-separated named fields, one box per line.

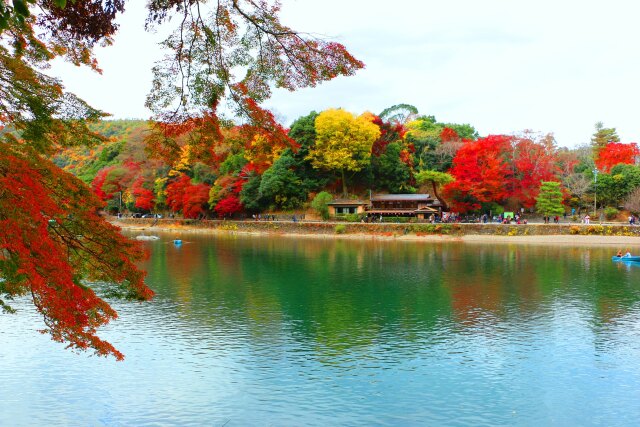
xmin=173 ymin=239 xmax=182 ymax=246
xmin=612 ymin=255 xmax=640 ymax=262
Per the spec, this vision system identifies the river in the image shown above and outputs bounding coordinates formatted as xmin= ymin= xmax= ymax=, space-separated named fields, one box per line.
xmin=2 ymin=233 xmax=640 ymax=426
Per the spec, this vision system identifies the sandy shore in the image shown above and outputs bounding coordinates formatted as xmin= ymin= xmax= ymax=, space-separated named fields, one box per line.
xmin=117 ymin=222 xmax=640 ymax=247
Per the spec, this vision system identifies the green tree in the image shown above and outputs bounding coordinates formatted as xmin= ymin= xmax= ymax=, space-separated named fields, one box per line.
xmin=239 ymin=174 xmax=267 ymax=212
xmin=406 ymin=115 xmax=478 ymax=171
xmin=219 ymin=152 xmax=247 ymax=175
xmin=288 ymin=112 xmax=330 ymax=191
xmin=311 ymin=191 xmax=333 ymax=220
xmin=535 ymin=181 xmax=565 ymax=217
xmin=591 ymin=121 xmax=620 ymax=155
xmin=307 ymin=109 xmax=380 ymax=196
xmin=415 ymin=170 xmax=454 ymax=210
xmin=259 ymin=153 xmax=305 ymax=210
xmin=378 ymin=104 xmax=418 ymax=125
xmin=372 ymin=142 xmax=414 ymax=193
xmin=595 ymin=164 xmax=640 ymax=208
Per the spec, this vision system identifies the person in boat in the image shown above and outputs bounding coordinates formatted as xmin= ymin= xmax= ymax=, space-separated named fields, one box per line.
xmin=625 ymin=250 xmax=632 ymax=257
xmin=617 ymin=250 xmax=623 ymax=257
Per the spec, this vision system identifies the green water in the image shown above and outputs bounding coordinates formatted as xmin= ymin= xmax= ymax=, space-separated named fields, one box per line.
xmin=2 ymin=233 xmax=640 ymax=425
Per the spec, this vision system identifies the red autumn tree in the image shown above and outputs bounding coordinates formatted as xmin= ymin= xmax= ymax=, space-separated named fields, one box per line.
xmin=165 ymin=174 xmax=211 ymax=218
xmin=509 ymin=134 xmax=561 ymax=208
xmin=0 ymin=141 xmax=152 ymax=361
xmin=595 ymin=142 xmax=640 ymax=173
xmin=371 ymin=115 xmax=407 ymax=157
xmin=214 ymin=195 xmax=243 ymax=218
xmin=443 ymin=135 xmax=514 ymax=212
xmin=165 ymin=174 xmax=192 ymax=213
xmin=440 ymin=127 xmax=459 ymax=143
xmin=91 ymin=166 xmax=116 ymax=201
xmin=132 ymin=177 xmax=155 ymax=211
xmin=1 ymin=0 xmax=363 ymax=358
xmin=183 ymin=183 xmax=211 ymax=219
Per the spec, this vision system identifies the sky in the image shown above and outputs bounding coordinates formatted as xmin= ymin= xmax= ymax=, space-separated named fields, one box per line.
xmin=50 ymin=0 xmax=640 ymax=148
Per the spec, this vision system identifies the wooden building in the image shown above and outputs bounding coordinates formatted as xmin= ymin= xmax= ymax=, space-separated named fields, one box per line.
xmin=368 ymin=194 xmax=441 ymax=219
xmin=327 ymin=199 xmax=369 ymax=217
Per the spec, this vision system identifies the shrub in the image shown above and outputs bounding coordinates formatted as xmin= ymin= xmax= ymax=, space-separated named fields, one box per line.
xmin=335 ymin=224 xmax=346 ymax=234
xmin=311 ymin=191 xmax=333 ymax=220
xmin=604 ymin=207 xmax=619 ymax=220
xmin=586 ymin=225 xmax=605 ymax=235
xmin=344 ymin=213 xmax=361 ymax=222
xmin=569 ymin=226 xmax=581 ymax=235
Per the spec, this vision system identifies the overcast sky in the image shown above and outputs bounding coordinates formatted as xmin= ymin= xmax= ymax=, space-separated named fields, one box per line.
xmin=50 ymin=0 xmax=640 ymax=148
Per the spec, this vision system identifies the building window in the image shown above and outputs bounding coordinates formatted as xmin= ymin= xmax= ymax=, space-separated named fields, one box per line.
xmin=336 ymin=207 xmax=357 ymax=215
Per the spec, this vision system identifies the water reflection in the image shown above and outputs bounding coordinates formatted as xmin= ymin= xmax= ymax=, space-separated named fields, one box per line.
xmin=138 ymin=235 xmax=640 ymax=363
xmin=2 ymin=233 xmax=640 ymax=425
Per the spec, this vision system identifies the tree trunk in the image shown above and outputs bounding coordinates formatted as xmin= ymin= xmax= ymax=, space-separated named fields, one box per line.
xmin=431 ymin=181 xmax=448 ymax=211
xmin=341 ymin=169 xmax=348 ymax=197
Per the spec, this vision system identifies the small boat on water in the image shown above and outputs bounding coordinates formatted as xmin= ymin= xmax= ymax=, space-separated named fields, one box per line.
xmin=173 ymin=239 xmax=182 ymax=245
xmin=136 ymin=235 xmax=160 ymax=241
xmin=612 ymin=255 xmax=640 ymax=262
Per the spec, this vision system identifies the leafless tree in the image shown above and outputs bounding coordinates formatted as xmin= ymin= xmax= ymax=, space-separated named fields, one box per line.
xmin=624 ymin=187 xmax=640 ymax=214
xmin=563 ymin=173 xmax=592 ymax=200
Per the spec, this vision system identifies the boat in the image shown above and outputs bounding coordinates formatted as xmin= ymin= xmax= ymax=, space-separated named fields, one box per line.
xmin=173 ymin=239 xmax=183 ymax=245
xmin=612 ymin=255 xmax=640 ymax=262
xmin=136 ymin=235 xmax=160 ymax=241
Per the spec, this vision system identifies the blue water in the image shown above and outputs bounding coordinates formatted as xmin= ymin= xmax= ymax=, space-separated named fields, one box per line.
xmin=2 ymin=234 xmax=640 ymax=426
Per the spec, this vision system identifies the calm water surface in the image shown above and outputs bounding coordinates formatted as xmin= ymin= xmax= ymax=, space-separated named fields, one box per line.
xmin=2 ymin=233 xmax=640 ymax=426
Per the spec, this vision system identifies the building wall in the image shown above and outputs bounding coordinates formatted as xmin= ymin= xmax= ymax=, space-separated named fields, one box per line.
xmin=329 ymin=205 xmax=366 ymax=216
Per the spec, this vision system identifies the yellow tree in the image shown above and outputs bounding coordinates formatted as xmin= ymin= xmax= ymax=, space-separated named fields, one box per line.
xmin=307 ymin=109 xmax=380 ymax=196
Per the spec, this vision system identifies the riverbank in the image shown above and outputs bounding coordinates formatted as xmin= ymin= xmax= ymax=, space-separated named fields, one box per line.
xmin=114 ymin=218 xmax=640 ymax=246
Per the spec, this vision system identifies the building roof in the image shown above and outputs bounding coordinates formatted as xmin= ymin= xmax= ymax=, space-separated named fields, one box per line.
xmin=371 ymin=194 xmax=433 ymax=202
xmin=414 ymin=206 xmax=439 ymax=213
xmin=327 ymin=199 xmax=369 ymax=206
xmin=367 ymin=207 xmax=439 ymax=215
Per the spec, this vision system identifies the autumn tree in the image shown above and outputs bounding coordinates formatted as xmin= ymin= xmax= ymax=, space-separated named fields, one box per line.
xmin=508 ymin=133 xmax=561 ymax=208
xmin=307 ymin=109 xmax=380 ymax=196
xmin=595 ymin=142 xmax=639 ymax=173
xmin=1 ymin=0 xmax=362 ymax=357
xmin=132 ymin=177 xmax=156 ymax=212
xmin=214 ymin=195 xmax=243 ymax=218
xmin=182 ymin=182 xmax=211 ymax=219
xmin=443 ymin=135 xmax=513 ymax=212
xmin=144 ymin=0 xmax=363 ymax=163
